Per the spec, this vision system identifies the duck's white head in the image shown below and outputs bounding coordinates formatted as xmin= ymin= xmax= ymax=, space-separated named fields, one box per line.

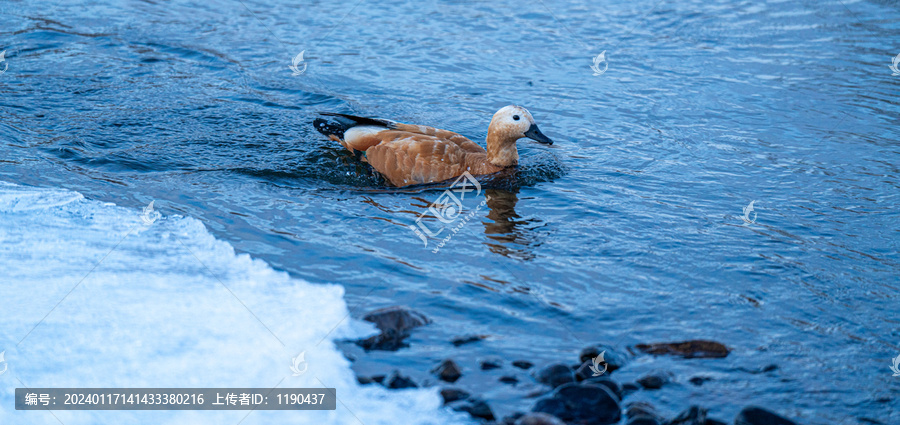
xmin=489 ymin=105 xmax=554 ymax=146
xmin=486 ymin=105 xmax=553 ymax=167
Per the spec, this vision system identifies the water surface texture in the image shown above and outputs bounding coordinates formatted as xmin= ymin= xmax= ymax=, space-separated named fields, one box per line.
xmin=2 ymin=0 xmax=899 ymax=423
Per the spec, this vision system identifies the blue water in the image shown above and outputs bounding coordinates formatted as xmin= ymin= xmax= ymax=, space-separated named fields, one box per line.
xmin=2 ymin=0 xmax=899 ymax=423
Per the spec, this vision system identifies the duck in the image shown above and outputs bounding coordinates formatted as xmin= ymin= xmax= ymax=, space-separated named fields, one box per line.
xmin=313 ymin=105 xmax=554 ymax=187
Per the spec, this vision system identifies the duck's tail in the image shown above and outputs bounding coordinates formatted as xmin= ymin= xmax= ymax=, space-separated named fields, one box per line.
xmin=314 ymin=113 xmax=398 ymax=161
xmin=313 ymin=113 xmax=396 ymax=140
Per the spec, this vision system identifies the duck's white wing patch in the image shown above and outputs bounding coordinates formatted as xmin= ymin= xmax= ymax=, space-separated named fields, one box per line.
xmin=344 ymin=125 xmax=388 ymax=145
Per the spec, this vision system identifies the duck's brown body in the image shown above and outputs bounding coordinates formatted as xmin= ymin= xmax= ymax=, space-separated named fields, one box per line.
xmin=313 ymin=106 xmax=552 ymax=187
xmin=348 ymin=124 xmax=503 ymax=186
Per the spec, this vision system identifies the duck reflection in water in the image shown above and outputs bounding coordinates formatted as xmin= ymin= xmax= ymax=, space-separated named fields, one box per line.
xmin=482 ymin=189 xmax=543 ymax=261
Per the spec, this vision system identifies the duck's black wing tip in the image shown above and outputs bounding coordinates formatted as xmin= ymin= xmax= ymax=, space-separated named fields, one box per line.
xmin=313 ymin=117 xmax=349 ymax=139
xmin=318 ymin=113 xmax=397 ymax=129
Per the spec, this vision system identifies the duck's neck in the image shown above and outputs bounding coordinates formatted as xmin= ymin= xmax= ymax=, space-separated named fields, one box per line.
xmin=486 ymin=126 xmax=519 ymax=168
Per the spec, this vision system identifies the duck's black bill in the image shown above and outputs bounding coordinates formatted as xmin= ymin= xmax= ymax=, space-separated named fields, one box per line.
xmin=525 ymin=123 xmax=553 ymax=145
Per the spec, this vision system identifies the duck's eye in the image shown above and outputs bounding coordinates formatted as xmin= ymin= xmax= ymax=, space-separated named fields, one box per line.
xmin=512 ymin=115 xmax=520 ymax=121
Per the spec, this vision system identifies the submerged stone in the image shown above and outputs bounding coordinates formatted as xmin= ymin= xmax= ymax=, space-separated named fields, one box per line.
xmin=634 ymin=340 xmax=729 ymax=359
xmin=734 ymin=406 xmax=798 ymax=425
xmin=637 ymin=370 xmax=673 ymax=390
xmin=534 ymin=363 xmax=575 ymax=388
xmin=357 ymin=306 xmax=431 ymax=351
xmin=431 ymin=359 xmax=462 ymax=383
xmin=532 ymin=382 xmax=621 ymax=425
xmin=515 ymin=412 xmax=567 ymax=425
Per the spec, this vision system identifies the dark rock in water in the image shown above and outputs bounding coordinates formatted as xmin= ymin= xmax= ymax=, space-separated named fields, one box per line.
xmin=575 ymin=358 xmax=625 ymax=384
xmin=629 ymin=417 xmax=662 ymax=425
xmin=364 ymin=306 xmax=430 ymax=330
xmin=385 ymin=371 xmax=417 ymax=389
xmin=502 ymin=413 xmax=525 ymax=425
xmin=578 ymin=345 xmax=603 ymax=364
xmin=358 ymin=306 xmax=431 ymax=351
xmin=738 ymin=364 xmax=780 ymax=375
xmin=431 ymin=359 xmax=462 ymax=383
xmin=621 ymin=382 xmax=640 ymax=396
xmin=667 ymin=405 xmax=706 ymax=425
xmin=481 ymin=358 xmax=503 ymax=370
xmin=515 ymin=412 xmax=567 ymax=425
xmin=513 ymin=360 xmax=535 ymax=370
xmin=575 ymin=360 xmax=606 ymax=381
xmin=534 ymin=363 xmax=575 ymax=388
xmin=634 ymin=340 xmax=729 ymax=359
xmin=439 ymin=387 xmax=470 ymax=404
xmin=450 ymin=398 xmax=495 ymax=421
xmin=357 ymin=375 xmax=385 ymax=385
xmin=625 ymin=401 xmax=663 ymax=425
xmin=688 ymin=376 xmax=712 ymax=386
xmin=451 ymin=334 xmax=489 ymax=346
xmin=500 ymin=375 xmax=519 ymax=385
xmin=734 ymin=406 xmax=798 ymax=425
xmin=583 ymin=377 xmax=622 ymax=400
xmin=532 ymin=382 xmax=621 ymax=425
xmin=579 ymin=345 xmax=626 ymax=373
xmin=637 ymin=371 xmax=673 ymax=390
xmin=532 ymin=397 xmax=566 ymax=418
xmin=526 ymin=386 xmax=554 ymax=398
xmin=705 ymin=418 xmax=727 ymax=425
xmin=625 ymin=401 xmax=659 ymax=415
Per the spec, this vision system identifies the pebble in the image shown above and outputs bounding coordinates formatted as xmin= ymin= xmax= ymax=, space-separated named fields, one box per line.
xmin=621 ymin=382 xmax=641 ymax=396
xmin=667 ymin=405 xmax=706 ymax=425
xmin=499 ymin=376 xmax=519 ymax=385
xmin=584 ymin=377 xmax=622 ymax=400
xmin=357 ymin=306 xmax=431 ymax=351
xmin=481 ymin=358 xmax=503 ymax=370
xmin=532 ymin=382 xmax=621 ymax=425
xmin=451 ymin=334 xmax=489 ymax=346
xmin=688 ymin=376 xmax=712 ymax=386
xmin=513 ymin=360 xmax=534 ymax=370
xmin=734 ymin=406 xmax=798 ymax=425
xmin=625 ymin=401 xmax=663 ymax=425
xmin=450 ymin=397 xmax=495 ymax=421
xmin=534 ymin=363 xmax=575 ymax=388
xmin=579 ymin=344 xmax=626 ymax=373
xmin=356 ymin=375 xmax=384 ymax=385
xmin=431 ymin=359 xmax=462 ymax=383
xmin=637 ymin=370 xmax=673 ymax=390
xmin=385 ymin=370 xmax=417 ymax=389
xmin=439 ymin=387 xmax=470 ymax=404
xmin=634 ymin=340 xmax=730 ymax=359
xmin=514 ymin=412 xmax=566 ymax=425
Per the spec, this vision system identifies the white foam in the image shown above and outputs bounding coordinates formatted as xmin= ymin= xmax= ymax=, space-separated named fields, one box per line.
xmin=0 ymin=182 xmax=469 ymax=425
